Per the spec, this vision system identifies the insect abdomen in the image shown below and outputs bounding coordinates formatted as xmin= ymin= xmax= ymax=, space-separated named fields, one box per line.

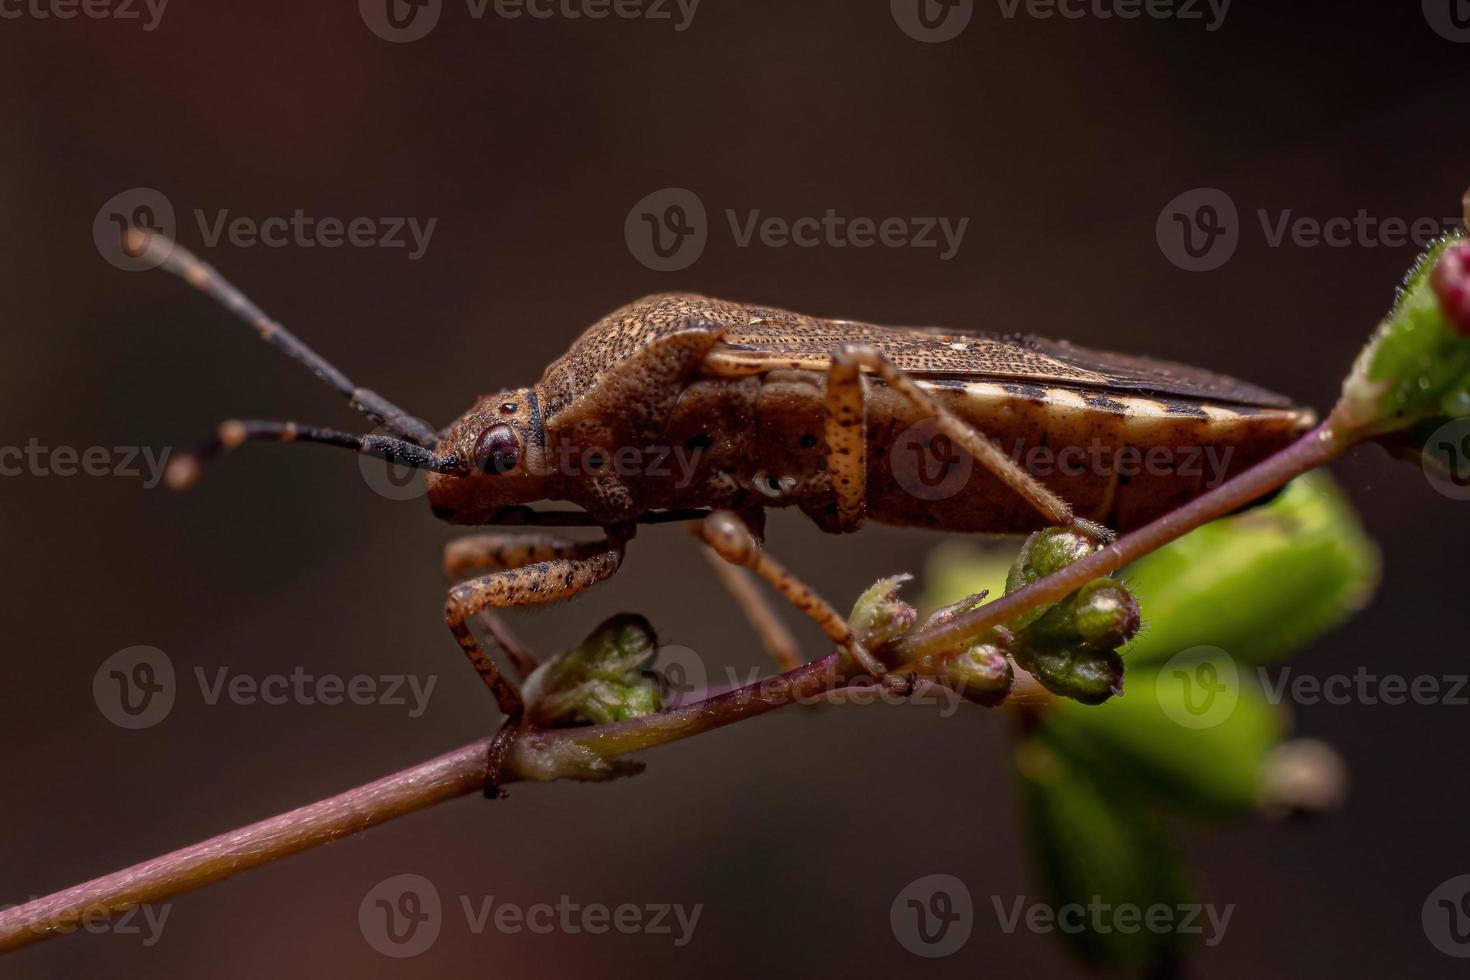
xmin=862 ymin=380 xmax=1313 ymax=534
xmin=658 ymin=371 xmax=1312 ymax=534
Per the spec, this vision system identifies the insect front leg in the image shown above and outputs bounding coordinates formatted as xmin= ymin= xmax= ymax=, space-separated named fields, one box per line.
xmin=443 ymin=539 xmax=625 ymax=719
xmin=698 ymin=510 xmax=888 ymax=679
xmin=826 ymin=343 xmax=1108 ymax=538
xmin=443 ymin=533 xmax=615 ymax=679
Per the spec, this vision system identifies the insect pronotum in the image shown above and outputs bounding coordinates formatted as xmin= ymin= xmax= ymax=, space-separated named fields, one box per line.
xmin=136 ymin=234 xmax=1314 ymax=787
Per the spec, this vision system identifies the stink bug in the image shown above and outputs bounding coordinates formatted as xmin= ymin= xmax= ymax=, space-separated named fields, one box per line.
xmin=139 ymin=235 xmax=1313 ymax=780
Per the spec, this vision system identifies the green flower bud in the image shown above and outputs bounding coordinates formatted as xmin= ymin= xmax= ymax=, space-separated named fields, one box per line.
xmin=847 ymin=574 xmax=917 ymax=650
xmin=1014 ymin=640 xmax=1125 ymax=706
xmin=1027 ymin=578 xmax=1141 ymax=652
xmin=944 ymin=635 xmax=1016 ymax=706
xmin=1074 ymin=579 xmax=1141 ymax=649
xmin=905 ymin=622 xmax=1013 ymax=705
xmin=524 ymin=614 xmax=664 ymax=727
xmin=1005 ymin=528 xmax=1097 ymax=629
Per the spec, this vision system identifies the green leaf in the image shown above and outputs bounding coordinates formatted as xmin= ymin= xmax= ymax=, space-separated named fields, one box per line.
xmin=1041 ymin=662 xmax=1281 ymax=819
xmin=1018 ymin=740 xmax=1193 ymax=974
xmin=1121 ymin=471 xmax=1378 ymax=668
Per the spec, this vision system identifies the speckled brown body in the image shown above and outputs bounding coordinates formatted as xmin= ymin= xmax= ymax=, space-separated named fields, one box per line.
xmin=423 ymin=295 xmax=1311 ymax=537
xmin=427 ymin=294 xmax=1314 ymax=534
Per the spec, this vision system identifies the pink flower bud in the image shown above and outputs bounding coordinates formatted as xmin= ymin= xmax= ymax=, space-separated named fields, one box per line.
xmin=1430 ymin=240 xmax=1470 ymax=335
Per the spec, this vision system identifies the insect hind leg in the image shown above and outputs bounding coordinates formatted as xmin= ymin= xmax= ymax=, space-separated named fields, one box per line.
xmin=698 ymin=510 xmax=887 ymax=679
xmin=826 ymin=343 xmax=1109 ymax=539
xmin=697 ymin=542 xmax=803 ymax=672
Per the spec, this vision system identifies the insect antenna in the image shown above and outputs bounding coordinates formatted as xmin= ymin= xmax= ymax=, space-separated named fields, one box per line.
xmin=131 ymin=230 xmax=440 ymax=448
xmin=163 ymin=420 xmax=467 ymax=491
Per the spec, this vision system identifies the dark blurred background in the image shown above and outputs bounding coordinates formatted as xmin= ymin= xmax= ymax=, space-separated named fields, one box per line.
xmin=3 ymin=1 xmax=1469 ymax=976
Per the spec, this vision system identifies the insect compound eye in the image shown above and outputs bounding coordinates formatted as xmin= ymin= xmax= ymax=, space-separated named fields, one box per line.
xmin=473 ymin=424 xmax=521 ymax=475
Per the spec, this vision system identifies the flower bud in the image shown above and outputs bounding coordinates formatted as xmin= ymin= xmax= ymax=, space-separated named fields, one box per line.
xmin=1014 ymin=640 xmax=1125 ymax=706
xmin=1021 ymin=577 xmax=1140 ymax=649
xmin=1005 ymin=528 xmax=1097 ymax=629
xmin=1431 ymin=240 xmax=1470 ymax=335
xmin=944 ymin=634 xmax=1016 ymax=706
xmin=847 ymin=574 xmax=917 ymax=650
xmin=524 ymin=613 xmax=664 ymax=726
xmin=1070 ymin=579 xmax=1142 ymax=650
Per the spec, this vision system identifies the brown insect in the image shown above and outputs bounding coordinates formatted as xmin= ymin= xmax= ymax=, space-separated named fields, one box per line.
xmin=142 ymin=237 xmax=1312 ymax=783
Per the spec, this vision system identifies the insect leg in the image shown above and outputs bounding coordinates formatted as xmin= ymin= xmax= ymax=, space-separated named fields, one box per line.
xmin=828 ymin=344 xmax=1102 ymax=536
xmin=697 ymin=545 xmax=803 ymax=671
xmin=443 ymin=539 xmax=625 ymax=718
xmin=822 ymin=349 xmax=870 ymax=531
xmin=442 ymin=533 xmax=613 ymax=678
xmin=698 ymin=510 xmax=887 ymax=678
